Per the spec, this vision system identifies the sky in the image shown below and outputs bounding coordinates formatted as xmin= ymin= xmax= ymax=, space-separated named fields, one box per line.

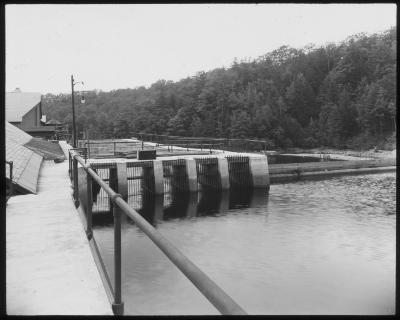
xmin=5 ymin=3 xmax=397 ymax=95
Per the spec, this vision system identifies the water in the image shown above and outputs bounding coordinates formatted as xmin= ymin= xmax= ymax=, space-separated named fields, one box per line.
xmin=92 ymin=173 xmax=396 ymax=315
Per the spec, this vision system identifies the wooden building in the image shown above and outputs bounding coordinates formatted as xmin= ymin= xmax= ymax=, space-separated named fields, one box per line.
xmin=6 ymin=88 xmax=57 ymax=139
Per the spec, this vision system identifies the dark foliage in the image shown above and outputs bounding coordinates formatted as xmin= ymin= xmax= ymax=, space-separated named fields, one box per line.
xmin=43 ymin=27 xmax=396 ymax=149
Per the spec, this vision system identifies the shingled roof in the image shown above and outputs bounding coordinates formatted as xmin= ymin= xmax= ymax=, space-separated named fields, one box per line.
xmin=6 ymin=122 xmax=43 ymax=194
xmin=6 ymin=89 xmax=42 ymax=122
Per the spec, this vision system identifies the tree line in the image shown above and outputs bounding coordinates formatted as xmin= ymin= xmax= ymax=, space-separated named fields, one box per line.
xmin=43 ymin=27 xmax=396 ymax=150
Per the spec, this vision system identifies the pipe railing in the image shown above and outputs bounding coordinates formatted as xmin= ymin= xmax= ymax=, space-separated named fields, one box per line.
xmin=132 ymin=132 xmax=270 ymax=153
xmin=69 ymin=149 xmax=247 ymax=316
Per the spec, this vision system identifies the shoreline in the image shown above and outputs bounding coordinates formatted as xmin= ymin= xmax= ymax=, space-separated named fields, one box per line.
xmin=275 ymin=147 xmax=396 ymax=161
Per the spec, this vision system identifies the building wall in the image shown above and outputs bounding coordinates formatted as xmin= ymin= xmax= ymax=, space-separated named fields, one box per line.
xmin=20 ymin=103 xmax=41 ymax=129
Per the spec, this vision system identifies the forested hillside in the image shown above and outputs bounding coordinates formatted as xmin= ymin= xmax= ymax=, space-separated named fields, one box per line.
xmin=43 ymin=27 xmax=396 ymax=149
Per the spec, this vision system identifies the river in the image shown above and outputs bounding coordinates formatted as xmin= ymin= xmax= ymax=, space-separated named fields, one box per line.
xmin=92 ymin=172 xmax=396 ymax=315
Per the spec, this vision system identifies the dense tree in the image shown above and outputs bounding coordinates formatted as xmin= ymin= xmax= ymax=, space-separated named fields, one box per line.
xmin=43 ymin=27 xmax=396 ymax=149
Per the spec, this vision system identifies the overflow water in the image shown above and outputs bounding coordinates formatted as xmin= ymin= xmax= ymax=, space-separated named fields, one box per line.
xmin=93 ymin=172 xmax=396 ymax=315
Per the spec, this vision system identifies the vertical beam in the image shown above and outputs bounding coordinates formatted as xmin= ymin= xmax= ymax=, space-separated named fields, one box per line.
xmin=109 ymin=167 xmax=118 ymax=211
xmin=153 ymin=160 xmax=164 ymax=195
xmin=185 ymin=159 xmax=198 ymax=192
xmin=153 ymin=195 xmax=164 ymax=224
xmin=116 ymin=162 xmax=128 ymax=202
xmin=249 ymin=156 xmax=270 ymax=190
xmin=71 ymin=75 xmax=77 ymax=148
xmin=68 ymin=152 xmax=71 ymax=180
xmin=186 ymin=192 xmax=198 ymax=218
xmin=112 ymin=205 xmax=124 ymax=315
xmin=73 ymin=157 xmax=80 ymax=207
xmin=218 ymin=190 xmax=230 ymax=214
xmin=217 ymin=158 xmax=230 ymax=190
xmin=86 ymin=172 xmax=93 ymax=239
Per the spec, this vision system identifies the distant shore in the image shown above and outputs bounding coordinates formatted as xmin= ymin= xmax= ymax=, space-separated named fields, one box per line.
xmin=277 ymin=147 xmax=396 ymax=161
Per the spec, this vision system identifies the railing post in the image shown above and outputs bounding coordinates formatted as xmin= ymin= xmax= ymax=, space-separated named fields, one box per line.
xmin=73 ymin=156 xmax=80 ymax=208
xmin=112 ymin=204 xmax=124 ymax=315
xmin=109 ymin=167 xmax=118 ymax=211
xmin=86 ymin=170 xmax=93 ymax=240
xmin=68 ymin=152 xmax=72 ymax=180
xmin=10 ymin=161 xmax=14 ymax=196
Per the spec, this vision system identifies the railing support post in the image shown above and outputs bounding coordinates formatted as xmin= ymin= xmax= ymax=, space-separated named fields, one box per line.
xmin=68 ymin=152 xmax=72 ymax=180
xmin=10 ymin=161 xmax=14 ymax=196
xmin=112 ymin=205 xmax=124 ymax=315
xmin=73 ymin=156 xmax=80 ymax=208
xmin=86 ymin=171 xmax=93 ymax=240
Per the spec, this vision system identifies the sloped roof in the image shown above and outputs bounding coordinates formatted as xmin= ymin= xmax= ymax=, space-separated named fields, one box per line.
xmin=6 ymin=90 xmax=42 ymax=122
xmin=6 ymin=122 xmax=43 ymax=194
xmin=6 ymin=121 xmax=32 ymax=145
xmin=25 ymin=138 xmax=65 ymax=160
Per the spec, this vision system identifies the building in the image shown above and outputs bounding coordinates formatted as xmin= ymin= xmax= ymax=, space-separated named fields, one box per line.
xmin=6 ymin=88 xmax=57 ymax=139
xmin=5 ymin=121 xmax=66 ymax=195
xmin=5 ymin=121 xmax=43 ymax=194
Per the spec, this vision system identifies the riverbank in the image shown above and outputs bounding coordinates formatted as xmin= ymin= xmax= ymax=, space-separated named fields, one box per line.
xmin=269 ymin=157 xmax=396 ymax=184
xmin=278 ymin=147 xmax=396 ymax=161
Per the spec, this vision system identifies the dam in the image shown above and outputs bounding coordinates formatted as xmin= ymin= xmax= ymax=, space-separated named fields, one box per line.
xmin=7 ymin=136 xmax=395 ymax=315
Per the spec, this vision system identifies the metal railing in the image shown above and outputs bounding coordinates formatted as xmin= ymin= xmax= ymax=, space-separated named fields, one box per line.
xmin=6 ymin=161 xmax=14 ymax=200
xmin=78 ymin=140 xmax=146 ymax=158
xmin=132 ymin=132 xmax=271 ymax=153
xmin=69 ymin=149 xmax=247 ymax=315
xmin=227 ymin=156 xmax=253 ymax=188
xmin=195 ymin=157 xmax=221 ymax=190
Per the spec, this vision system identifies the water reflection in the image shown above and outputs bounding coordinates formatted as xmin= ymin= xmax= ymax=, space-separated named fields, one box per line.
xmin=93 ymin=187 xmax=269 ymax=227
xmin=92 ymin=173 xmax=395 ymax=315
xmin=267 ymin=154 xmax=343 ymax=164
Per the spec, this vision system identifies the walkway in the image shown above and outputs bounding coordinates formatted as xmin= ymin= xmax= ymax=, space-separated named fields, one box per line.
xmin=6 ymin=160 xmax=112 ymax=315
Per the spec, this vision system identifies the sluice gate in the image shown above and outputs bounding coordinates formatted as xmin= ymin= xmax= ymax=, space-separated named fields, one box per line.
xmin=77 ymin=155 xmax=269 ymax=214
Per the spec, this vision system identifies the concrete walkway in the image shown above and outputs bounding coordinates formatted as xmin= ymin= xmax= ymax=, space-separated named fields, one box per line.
xmin=6 ymin=160 xmax=113 ymax=315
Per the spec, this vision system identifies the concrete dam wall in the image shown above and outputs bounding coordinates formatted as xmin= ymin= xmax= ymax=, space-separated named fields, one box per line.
xmin=77 ymin=155 xmax=270 ymax=214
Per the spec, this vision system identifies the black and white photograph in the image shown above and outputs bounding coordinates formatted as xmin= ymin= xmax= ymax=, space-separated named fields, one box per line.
xmin=4 ymin=3 xmax=396 ymax=316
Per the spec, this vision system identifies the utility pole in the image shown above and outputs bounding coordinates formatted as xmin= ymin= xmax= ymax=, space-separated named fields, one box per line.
xmin=71 ymin=75 xmax=85 ymax=148
xmin=71 ymin=75 xmax=77 ymax=148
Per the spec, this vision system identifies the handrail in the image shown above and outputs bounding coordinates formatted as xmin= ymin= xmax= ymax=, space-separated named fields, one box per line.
xmin=70 ymin=150 xmax=247 ymax=315
xmin=132 ymin=131 xmax=270 ymax=144
xmin=132 ymin=132 xmax=269 ymax=153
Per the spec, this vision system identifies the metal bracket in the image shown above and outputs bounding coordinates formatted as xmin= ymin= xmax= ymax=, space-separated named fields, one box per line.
xmin=110 ymin=193 xmax=123 ymax=203
xmin=86 ymin=230 xmax=93 ymax=240
xmin=112 ymin=302 xmax=124 ymax=315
